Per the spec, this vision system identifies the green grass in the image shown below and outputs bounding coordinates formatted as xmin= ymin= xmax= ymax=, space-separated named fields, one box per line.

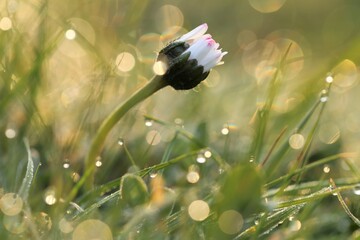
xmin=1 ymin=0 xmax=360 ymax=239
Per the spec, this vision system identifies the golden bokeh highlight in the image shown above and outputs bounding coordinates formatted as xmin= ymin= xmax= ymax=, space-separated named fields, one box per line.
xmin=248 ymin=0 xmax=287 ymax=13
xmin=188 ymin=200 xmax=210 ymax=221
xmin=153 ymin=61 xmax=168 ymax=75
xmin=65 ymin=29 xmax=76 ymax=40
xmin=43 ymin=187 xmax=57 ymax=205
xmin=156 ymin=5 xmax=184 ymax=32
xmin=289 ymin=133 xmax=305 ymax=149
xmin=0 ymin=193 xmax=23 ymax=216
xmin=323 ymin=165 xmax=331 ymax=173
xmin=146 ymin=130 xmax=161 ymax=145
xmin=332 ymin=59 xmax=358 ymax=90
xmin=5 ymin=128 xmax=16 ymax=139
xmin=0 ymin=17 xmax=12 ymax=31
xmin=116 ymin=52 xmax=136 ymax=73
xmin=187 ymin=165 xmax=200 ymax=184
xmin=218 ymin=210 xmax=244 ymax=234
xmin=242 ymin=40 xmax=279 ymax=83
xmin=72 ymin=219 xmax=113 ymax=240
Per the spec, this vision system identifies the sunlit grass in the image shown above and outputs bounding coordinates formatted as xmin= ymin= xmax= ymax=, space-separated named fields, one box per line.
xmin=1 ymin=0 xmax=360 ymax=239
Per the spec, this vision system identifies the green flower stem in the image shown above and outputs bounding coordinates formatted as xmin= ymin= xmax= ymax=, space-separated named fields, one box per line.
xmin=66 ymin=75 xmax=168 ymax=203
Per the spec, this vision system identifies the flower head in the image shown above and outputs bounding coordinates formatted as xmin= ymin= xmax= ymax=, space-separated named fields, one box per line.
xmin=157 ymin=23 xmax=227 ymax=90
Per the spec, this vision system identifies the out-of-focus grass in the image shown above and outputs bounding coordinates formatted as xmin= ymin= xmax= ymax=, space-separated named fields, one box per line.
xmin=1 ymin=0 xmax=360 ymax=239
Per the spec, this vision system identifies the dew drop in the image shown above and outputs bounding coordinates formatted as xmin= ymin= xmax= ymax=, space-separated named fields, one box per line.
xmin=196 ymin=153 xmax=206 ymax=164
xmin=149 ymin=171 xmax=158 ymax=178
xmin=254 ymin=220 xmax=259 ymax=225
xmin=320 ymin=96 xmax=328 ymax=103
xmin=323 ymin=165 xmax=331 ymax=173
xmin=71 ymin=172 xmax=80 ymax=182
xmin=326 ymin=75 xmax=334 ymax=83
xmin=44 ymin=187 xmax=57 ymax=205
xmin=221 ymin=126 xmax=230 ymax=135
xmin=353 ymin=185 xmax=360 ymax=195
xmin=95 ymin=160 xmax=102 ymax=167
xmin=63 ymin=161 xmax=70 ymax=169
xmin=65 ymin=29 xmax=76 ymax=40
xmin=144 ymin=119 xmax=153 ymax=127
xmin=218 ymin=168 xmax=225 ymax=174
xmin=204 ymin=150 xmax=212 ymax=158
xmin=118 ymin=138 xmax=124 ymax=146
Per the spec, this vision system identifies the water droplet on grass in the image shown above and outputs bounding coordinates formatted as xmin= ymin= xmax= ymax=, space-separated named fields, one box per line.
xmin=323 ymin=165 xmax=331 ymax=173
xmin=144 ymin=119 xmax=153 ymax=127
xmin=196 ymin=153 xmax=206 ymax=164
xmin=118 ymin=138 xmax=124 ymax=146
xmin=353 ymin=185 xmax=360 ymax=195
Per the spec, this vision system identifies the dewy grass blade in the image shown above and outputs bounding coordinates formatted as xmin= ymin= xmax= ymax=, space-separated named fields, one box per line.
xmin=330 ymin=179 xmax=360 ymax=227
xmin=248 ymin=43 xmax=292 ymax=164
xmin=18 ymin=139 xmax=35 ymax=201
xmin=265 ymin=99 xmax=321 ymax=178
xmin=265 ymin=152 xmax=357 ymax=188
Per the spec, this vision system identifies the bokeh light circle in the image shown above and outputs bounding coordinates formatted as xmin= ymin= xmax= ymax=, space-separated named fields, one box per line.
xmin=188 ymin=200 xmax=210 ymax=221
xmin=72 ymin=219 xmax=113 ymax=240
xmin=0 ymin=193 xmax=23 ymax=216
xmin=249 ymin=0 xmax=287 ymax=13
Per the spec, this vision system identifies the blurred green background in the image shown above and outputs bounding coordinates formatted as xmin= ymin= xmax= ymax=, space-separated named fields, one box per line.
xmin=1 ymin=0 xmax=360 ymax=239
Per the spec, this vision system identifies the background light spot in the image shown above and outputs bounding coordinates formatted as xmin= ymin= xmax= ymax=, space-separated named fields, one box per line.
xmin=188 ymin=200 xmax=210 ymax=221
xmin=65 ymin=29 xmax=76 ymax=40
xmin=5 ymin=128 xmax=16 ymax=139
xmin=218 ymin=210 xmax=244 ymax=234
xmin=289 ymin=133 xmax=305 ymax=149
xmin=72 ymin=219 xmax=113 ymax=240
xmin=0 ymin=17 xmax=12 ymax=31
xmin=153 ymin=61 xmax=168 ymax=75
xmin=116 ymin=52 xmax=136 ymax=72
xmin=146 ymin=130 xmax=161 ymax=145
xmin=249 ymin=0 xmax=287 ymax=13
xmin=0 ymin=193 xmax=23 ymax=216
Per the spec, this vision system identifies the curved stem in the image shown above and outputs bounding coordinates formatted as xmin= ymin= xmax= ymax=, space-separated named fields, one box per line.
xmin=66 ymin=75 xmax=167 ymax=203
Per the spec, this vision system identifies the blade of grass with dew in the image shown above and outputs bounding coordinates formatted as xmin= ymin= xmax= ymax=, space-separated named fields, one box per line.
xmin=18 ymin=139 xmax=36 ymax=201
xmin=265 ymin=80 xmax=332 ymax=194
xmin=330 ymin=178 xmax=360 ymax=227
xmin=295 ymin=81 xmax=332 ymax=181
xmin=235 ymin=204 xmax=305 ymax=240
xmin=76 ymin=150 xmax=200 ymax=206
xmin=265 ymin=177 xmax=360 ymax=198
xmin=265 ymin=152 xmax=358 ymax=188
xmin=275 ymin=183 xmax=357 ymax=208
xmin=144 ymin=114 xmax=229 ymax=169
xmin=264 ymin=99 xmax=321 ymax=177
xmin=248 ymin=44 xmax=292 ymax=164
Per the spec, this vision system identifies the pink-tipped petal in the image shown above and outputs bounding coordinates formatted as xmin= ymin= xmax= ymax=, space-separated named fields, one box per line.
xmin=177 ymin=23 xmax=208 ymax=42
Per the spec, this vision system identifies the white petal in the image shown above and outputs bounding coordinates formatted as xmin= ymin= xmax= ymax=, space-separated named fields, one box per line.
xmin=184 ymin=35 xmax=213 ymax=61
xmin=177 ymin=23 xmax=208 ymax=42
xmin=202 ymin=51 xmax=224 ymax=72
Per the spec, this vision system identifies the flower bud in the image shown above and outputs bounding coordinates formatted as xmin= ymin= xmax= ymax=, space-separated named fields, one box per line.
xmin=156 ymin=23 xmax=227 ymax=90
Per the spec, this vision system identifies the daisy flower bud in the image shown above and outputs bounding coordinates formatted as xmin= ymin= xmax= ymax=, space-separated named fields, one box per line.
xmin=157 ymin=23 xmax=227 ymax=90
